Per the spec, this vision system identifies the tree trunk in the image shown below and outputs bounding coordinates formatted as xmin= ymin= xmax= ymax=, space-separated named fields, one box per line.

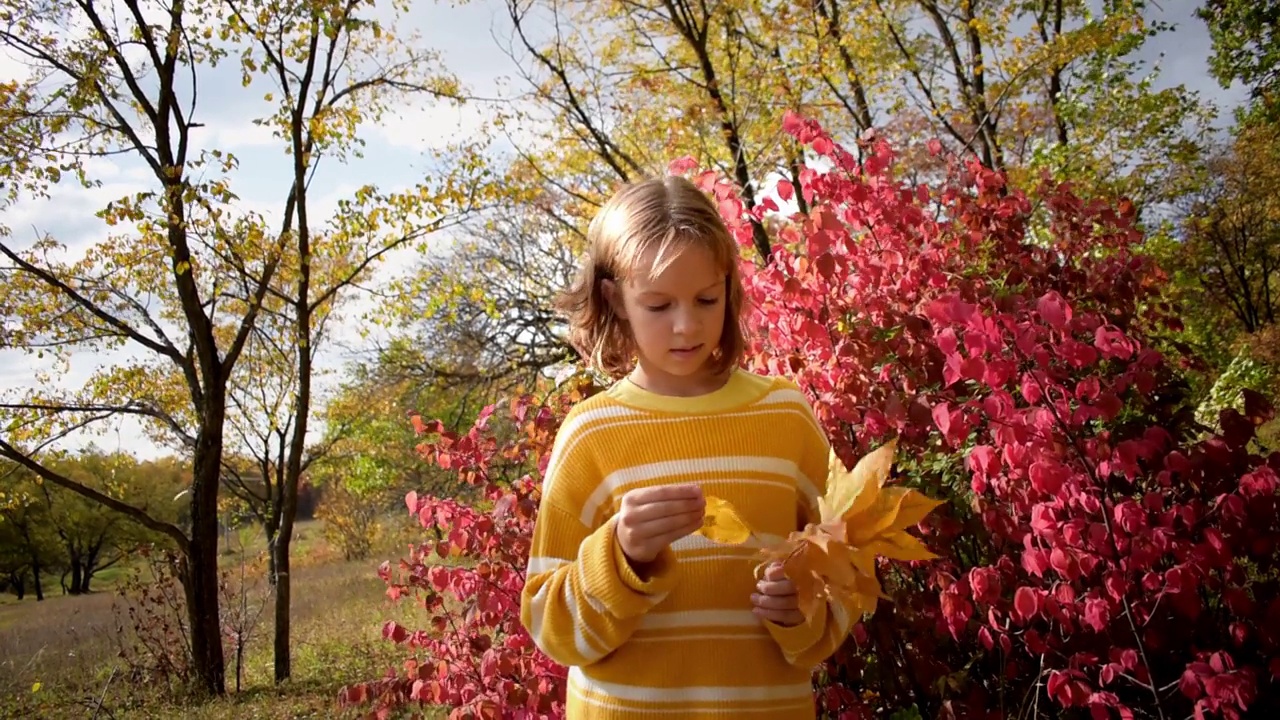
xmin=265 ymin=512 xmax=280 ymax=586
xmin=272 ymin=534 xmax=292 ymax=683
xmin=78 ymin=553 xmax=95 ymax=593
xmin=79 ymin=543 xmax=99 ymax=594
xmin=185 ymin=438 xmax=227 ymax=697
xmin=68 ymin=549 xmax=83 ymax=595
xmin=31 ymin=558 xmax=43 ymax=601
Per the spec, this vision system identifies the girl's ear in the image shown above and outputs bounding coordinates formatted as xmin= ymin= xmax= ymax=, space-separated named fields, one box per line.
xmin=601 ymin=278 xmax=628 ymax=320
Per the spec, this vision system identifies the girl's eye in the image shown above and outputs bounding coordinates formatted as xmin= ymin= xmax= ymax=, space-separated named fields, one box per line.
xmin=644 ymin=298 xmax=718 ymax=311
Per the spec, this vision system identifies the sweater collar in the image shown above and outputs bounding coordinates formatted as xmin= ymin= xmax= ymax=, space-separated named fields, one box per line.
xmin=603 ymin=369 xmax=775 ymax=414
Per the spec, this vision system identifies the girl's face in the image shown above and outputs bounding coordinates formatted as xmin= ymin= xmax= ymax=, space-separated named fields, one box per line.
xmin=604 ymin=242 xmax=727 ymax=396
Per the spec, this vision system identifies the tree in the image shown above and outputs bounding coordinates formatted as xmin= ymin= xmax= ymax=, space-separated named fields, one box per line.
xmin=0 ymin=468 xmax=60 ymax=601
xmin=40 ymin=450 xmax=185 ymax=594
xmin=215 ymin=0 xmax=493 ymax=684
xmin=1198 ymin=0 xmax=1280 ymax=123
xmin=309 ymin=339 xmax=501 ymax=508
xmin=0 ymin=0 xmax=284 ymax=694
xmin=498 ymin=0 xmax=1206 ymax=220
xmin=381 ymin=194 xmax=579 ymax=395
xmin=1173 ymin=121 xmax=1280 ymax=336
xmin=387 ymin=0 xmax=1209 ymax=403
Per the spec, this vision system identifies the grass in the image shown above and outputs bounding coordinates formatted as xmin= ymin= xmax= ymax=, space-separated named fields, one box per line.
xmin=0 ymin=517 xmax=445 ymax=719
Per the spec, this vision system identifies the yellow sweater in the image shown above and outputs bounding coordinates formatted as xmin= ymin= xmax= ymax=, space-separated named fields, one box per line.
xmin=520 ymin=369 xmax=857 ymax=719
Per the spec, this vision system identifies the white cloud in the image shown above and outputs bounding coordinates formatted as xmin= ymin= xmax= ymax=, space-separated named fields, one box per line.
xmin=374 ymin=98 xmax=488 ymax=151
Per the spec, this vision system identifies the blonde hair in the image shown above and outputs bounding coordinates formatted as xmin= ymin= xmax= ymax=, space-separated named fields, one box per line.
xmin=556 ymin=176 xmax=747 ymax=380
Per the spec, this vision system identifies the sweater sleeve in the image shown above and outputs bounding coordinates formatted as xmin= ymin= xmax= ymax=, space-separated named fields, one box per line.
xmin=763 ymin=380 xmax=859 ymax=668
xmin=519 ymin=408 xmax=678 ymax=667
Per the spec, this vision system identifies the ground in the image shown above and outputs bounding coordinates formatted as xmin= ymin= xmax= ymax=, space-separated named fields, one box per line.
xmin=0 ymin=518 xmax=443 ymax=719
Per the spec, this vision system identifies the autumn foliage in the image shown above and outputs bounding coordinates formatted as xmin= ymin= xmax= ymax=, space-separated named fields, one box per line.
xmin=345 ymin=116 xmax=1280 ymax=719
xmin=340 ymin=387 xmax=593 ymax=718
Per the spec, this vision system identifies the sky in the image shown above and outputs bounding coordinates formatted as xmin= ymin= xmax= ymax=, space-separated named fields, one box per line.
xmin=0 ymin=0 xmax=1253 ymax=461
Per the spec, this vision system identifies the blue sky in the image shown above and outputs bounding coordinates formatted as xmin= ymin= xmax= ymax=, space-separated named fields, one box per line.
xmin=0 ymin=0 xmax=1251 ymax=461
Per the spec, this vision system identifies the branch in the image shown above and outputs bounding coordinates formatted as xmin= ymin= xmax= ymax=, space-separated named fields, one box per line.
xmin=0 ymin=401 xmax=195 ymax=449
xmin=0 ymin=242 xmax=184 ymax=362
xmin=0 ymin=439 xmax=189 ymax=552
xmin=504 ymin=0 xmax=644 ymax=180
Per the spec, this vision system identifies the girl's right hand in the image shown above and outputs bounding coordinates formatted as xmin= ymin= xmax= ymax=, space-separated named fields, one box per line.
xmin=615 ymin=484 xmax=705 ymax=565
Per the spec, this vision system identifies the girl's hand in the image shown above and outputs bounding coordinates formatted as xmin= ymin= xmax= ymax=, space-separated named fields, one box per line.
xmin=751 ymin=562 xmax=804 ymax=627
xmin=615 ymin=484 xmax=705 ymax=566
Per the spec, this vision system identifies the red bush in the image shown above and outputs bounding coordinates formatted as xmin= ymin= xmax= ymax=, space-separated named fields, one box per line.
xmin=705 ymin=114 xmax=1280 ymax=718
xmin=339 ymin=384 xmax=600 ymax=719
xmin=345 ymin=116 xmax=1280 ymax=720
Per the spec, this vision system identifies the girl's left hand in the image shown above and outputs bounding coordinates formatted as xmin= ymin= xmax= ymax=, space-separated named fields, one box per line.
xmin=751 ymin=562 xmax=804 ymax=627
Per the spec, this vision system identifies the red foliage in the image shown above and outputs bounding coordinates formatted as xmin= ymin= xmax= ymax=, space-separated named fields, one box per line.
xmin=700 ymin=113 xmax=1280 ymax=718
xmin=339 ymin=384 xmax=600 ymax=719
xmin=346 ymin=114 xmax=1280 ymax=720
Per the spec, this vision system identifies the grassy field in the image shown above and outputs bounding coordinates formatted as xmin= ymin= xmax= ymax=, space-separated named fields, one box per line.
xmin=0 ymin=518 xmax=444 ymax=719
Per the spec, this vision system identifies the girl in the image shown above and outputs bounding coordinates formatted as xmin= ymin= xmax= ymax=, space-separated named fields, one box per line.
xmin=520 ymin=176 xmax=856 ymax=719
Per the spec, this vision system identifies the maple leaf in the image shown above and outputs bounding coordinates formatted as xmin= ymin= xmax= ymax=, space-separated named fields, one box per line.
xmin=759 ymin=438 xmax=944 ymax=622
xmin=697 ymin=495 xmax=753 ymax=544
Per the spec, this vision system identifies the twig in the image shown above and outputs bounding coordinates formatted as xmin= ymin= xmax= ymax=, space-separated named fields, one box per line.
xmin=90 ymin=666 xmax=117 ymax=719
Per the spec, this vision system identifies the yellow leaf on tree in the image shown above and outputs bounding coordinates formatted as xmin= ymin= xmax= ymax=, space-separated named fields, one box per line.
xmin=696 ymin=495 xmax=752 ymax=545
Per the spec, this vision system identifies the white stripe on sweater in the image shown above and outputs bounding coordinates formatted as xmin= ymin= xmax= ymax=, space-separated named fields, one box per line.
xmin=568 ymin=666 xmax=812 ymax=702
xmin=581 ymin=455 xmax=801 ymax=527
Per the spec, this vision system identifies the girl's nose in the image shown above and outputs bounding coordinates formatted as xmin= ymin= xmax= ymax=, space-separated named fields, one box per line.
xmin=673 ymin=305 xmax=700 ymax=335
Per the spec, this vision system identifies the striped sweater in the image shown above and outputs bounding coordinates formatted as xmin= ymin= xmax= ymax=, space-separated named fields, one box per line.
xmin=520 ymin=369 xmax=857 ymax=719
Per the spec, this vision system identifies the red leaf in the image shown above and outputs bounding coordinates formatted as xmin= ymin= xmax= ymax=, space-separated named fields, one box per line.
xmin=667 ymin=155 xmax=699 ymax=175
xmin=1036 ymin=291 xmax=1072 ymax=329
xmin=1013 ymin=586 xmax=1039 ymax=622
xmin=1020 ymin=373 xmax=1044 ymax=404
xmin=1083 ymin=598 xmax=1110 ymax=632
xmin=936 ymin=327 xmax=959 ymax=355
xmin=1023 ymin=543 xmax=1050 ymax=578
xmin=1030 ymin=504 xmax=1058 ymax=536
xmin=932 ymin=401 xmax=952 ymax=437
xmin=960 ymin=355 xmax=987 ymax=382
xmin=1029 ymin=460 xmax=1068 ymax=496
xmin=969 ymin=567 xmax=1001 ymax=604
xmin=1094 ymin=324 xmax=1134 ymax=359
xmin=925 ymin=293 xmax=977 ymax=325
xmin=968 ymin=445 xmax=999 ymax=477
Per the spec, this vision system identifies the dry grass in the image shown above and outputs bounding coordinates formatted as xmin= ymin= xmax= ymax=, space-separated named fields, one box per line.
xmin=0 ymin=517 xmax=444 ymax=719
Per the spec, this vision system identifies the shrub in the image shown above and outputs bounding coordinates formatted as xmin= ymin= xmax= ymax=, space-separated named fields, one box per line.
xmin=340 ymin=381 xmax=599 ymax=719
xmin=709 ymin=114 xmax=1280 ymax=719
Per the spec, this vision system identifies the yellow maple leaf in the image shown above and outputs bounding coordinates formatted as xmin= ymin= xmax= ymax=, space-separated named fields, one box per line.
xmin=757 ymin=438 xmax=944 ymax=623
xmin=818 ymin=438 xmax=896 ymax=522
xmin=696 ymin=495 xmax=753 ymax=545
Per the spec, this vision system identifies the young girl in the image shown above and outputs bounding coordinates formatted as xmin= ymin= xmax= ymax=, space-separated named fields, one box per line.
xmin=520 ymin=176 xmax=856 ymax=718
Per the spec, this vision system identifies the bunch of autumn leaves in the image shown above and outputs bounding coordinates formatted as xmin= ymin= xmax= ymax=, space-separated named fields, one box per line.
xmin=698 ymin=439 xmax=943 ymax=621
